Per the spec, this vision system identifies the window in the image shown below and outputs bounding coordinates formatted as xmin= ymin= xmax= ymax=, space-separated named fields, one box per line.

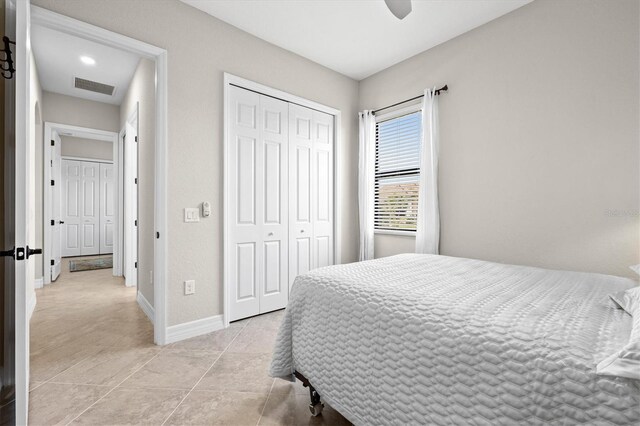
xmin=374 ymin=110 xmax=422 ymax=232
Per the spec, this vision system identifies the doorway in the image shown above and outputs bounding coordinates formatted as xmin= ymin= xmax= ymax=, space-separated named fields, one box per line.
xmin=29 ymin=5 xmax=168 ymax=348
xmin=43 ymin=123 xmax=119 ymax=284
xmin=11 ymin=3 xmax=170 ymax=422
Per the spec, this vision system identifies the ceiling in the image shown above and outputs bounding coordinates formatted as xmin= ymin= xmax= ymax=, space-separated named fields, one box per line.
xmin=31 ymin=24 xmax=141 ymax=105
xmin=181 ymin=0 xmax=531 ymax=80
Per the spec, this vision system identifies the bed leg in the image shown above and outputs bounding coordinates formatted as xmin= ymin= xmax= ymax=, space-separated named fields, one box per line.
xmin=294 ymin=371 xmax=324 ymax=417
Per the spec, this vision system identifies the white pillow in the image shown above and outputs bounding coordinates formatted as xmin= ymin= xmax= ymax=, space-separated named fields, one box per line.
xmin=598 ymin=286 xmax=640 ymax=380
xmin=610 ymin=286 xmax=640 ymax=310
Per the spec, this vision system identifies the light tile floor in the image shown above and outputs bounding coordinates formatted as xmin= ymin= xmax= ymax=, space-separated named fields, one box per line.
xmin=29 ymin=257 xmax=351 ymax=425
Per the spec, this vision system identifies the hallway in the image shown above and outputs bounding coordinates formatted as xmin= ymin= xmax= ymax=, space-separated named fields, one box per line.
xmin=27 ymin=258 xmax=349 ymax=425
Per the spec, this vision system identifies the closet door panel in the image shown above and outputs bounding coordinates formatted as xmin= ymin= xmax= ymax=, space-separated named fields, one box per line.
xmin=259 ymin=95 xmax=288 ymax=314
xmin=61 ymin=160 xmax=82 ymax=257
xmin=81 ymin=162 xmax=100 ymax=255
xmin=100 ymin=163 xmax=115 ymax=254
xmin=312 ymin=111 xmax=334 ymax=269
xmin=288 ymin=104 xmax=314 ymax=290
xmin=228 ymin=86 xmax=262 ymax=321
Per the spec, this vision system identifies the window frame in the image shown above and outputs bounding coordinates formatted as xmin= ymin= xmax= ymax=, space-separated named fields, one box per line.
xmin=373 ymin=103 xmax=423 ymax=236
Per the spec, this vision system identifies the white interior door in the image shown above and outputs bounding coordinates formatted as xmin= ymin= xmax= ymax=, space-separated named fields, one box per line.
xmin=99 ymin=163 xmax=115 ymax=254
xmin=50 ymin=131 xmax=62 ymax=280
xmin=14 ymin=0 xmax=30 ymax=421
xmin=80 ymin=162 xmax=100 ymax=255
xmin=257 ymin=95 xmax=289 ymax=314
xmin=311 ymin=110 xmax=334 ymax=269
xmin=228 ymin=86 xmax=289 ymax=321
xmin=61 ymin=159 xmax=82 ymax=257
xmin=288 ymin=105 xmax=334 ymax=289
xmin=124 ymin=123 xmax=138 ymax=286
xmin=288 ymin=104 xmax=314 ymax=289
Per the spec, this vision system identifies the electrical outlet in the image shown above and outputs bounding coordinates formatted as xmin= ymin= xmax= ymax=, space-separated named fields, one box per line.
xmin=184 ymin=280 xmax=196 ymax=295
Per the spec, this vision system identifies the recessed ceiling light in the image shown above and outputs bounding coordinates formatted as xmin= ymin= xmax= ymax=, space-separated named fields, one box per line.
xmin=80 ymin=56 xmax=96 ymax=66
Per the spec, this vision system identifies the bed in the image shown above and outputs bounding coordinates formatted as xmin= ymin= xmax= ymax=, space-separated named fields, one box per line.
xmin=269 ymin=254 xmax=640 ymax=425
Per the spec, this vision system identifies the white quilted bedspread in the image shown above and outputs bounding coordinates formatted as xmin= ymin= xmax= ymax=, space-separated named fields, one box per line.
xmin=269 ymin=254 xmax=640 ymax=425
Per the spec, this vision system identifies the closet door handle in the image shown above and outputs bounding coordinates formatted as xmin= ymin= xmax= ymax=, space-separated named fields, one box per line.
xmin=300 ymin=230 xmax=305 ymax=233
xmin=268 ymin=232 xmax=274 ymax=236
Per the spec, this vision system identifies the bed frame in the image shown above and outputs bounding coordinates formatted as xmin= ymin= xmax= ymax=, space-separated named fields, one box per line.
xmin=294 ymin=371 xmax=324 ymax=416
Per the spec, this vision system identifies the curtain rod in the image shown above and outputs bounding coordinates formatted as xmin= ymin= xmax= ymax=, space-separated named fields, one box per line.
xmin=372 ymin=85 xmax=448 ymax=115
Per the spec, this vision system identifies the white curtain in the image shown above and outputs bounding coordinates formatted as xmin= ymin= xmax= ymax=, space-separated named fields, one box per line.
xmin=358 ymin=110 xmax=376 ymax=261
xmin=416 ymin=88 xmax=440 ymax=254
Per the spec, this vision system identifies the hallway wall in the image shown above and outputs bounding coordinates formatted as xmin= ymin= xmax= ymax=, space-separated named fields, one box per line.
xmin=120 ymin=58 xmax=156 ymax=308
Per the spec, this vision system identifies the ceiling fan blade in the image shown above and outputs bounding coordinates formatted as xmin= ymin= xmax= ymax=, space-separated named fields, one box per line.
xmin=384 ymin=0 xmax=412 ymax=20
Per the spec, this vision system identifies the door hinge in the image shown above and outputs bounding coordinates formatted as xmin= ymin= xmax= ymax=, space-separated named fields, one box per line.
xmin=135 ymin=136 xmax=138 ymax=142
xmin=51 ymin=220 xmax=54 ymax=226
xmin=134 ymin=220 xmax=137 ymax=227
xmin=51 ymin=180 xmax=55 ymax=186
xmin=134 ymin=262 xmax=138 ymax=269
xmin=156 ymin=232 xmax=160 ymax=239
xmin=50 ymin=140 xmax=55 ymax=146
xmin=134 ymin=178 xmax=138 ymax=184
xmin=50 ymin=259 xmax=54 ymax=266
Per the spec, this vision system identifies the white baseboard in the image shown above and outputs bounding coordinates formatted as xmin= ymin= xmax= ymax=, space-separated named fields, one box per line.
xmin=165 ymin=315 xmax=224 ymax=344
xmin=28 ymin=292 xmax=36 ymax=320
xmin=34 ymin=277 xmax=44 ymax=289
xmin=137 ymin=291 xmax=155 ymax=324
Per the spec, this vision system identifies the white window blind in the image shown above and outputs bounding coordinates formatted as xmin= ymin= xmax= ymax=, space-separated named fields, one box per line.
xmin=374 ymin=111 xmax=422 ymax=232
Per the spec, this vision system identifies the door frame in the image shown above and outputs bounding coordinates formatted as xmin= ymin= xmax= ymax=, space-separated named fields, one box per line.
xmin=120 ymin=105 xmax=138 ymax=288
xmin=31 ymin=5 xmax=169 ymax=348
xmin=222 ymin=72 xmax=343 ymax=327
xmin=43 ymin=122 xmax=118 ymax=283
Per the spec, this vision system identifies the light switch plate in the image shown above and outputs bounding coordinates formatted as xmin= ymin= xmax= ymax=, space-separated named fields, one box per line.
xmin=184 ymin=280 xmax=195 ymax=295
xmin=184 ymin=208 xmax=200 ymax=223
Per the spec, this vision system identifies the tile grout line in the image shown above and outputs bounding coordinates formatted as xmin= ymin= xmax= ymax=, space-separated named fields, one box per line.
xmin=255 ymin=378 xmax=276 ymax=426
xmin=34 ymin=340 xmax=164 ymax=391
xmin=64 ymin=348 xmax=165 ymax=425
xmin=159 ymin=319 xmax=251 ymax=426
xmin=32 ymin=351 xmax=96 ymax=390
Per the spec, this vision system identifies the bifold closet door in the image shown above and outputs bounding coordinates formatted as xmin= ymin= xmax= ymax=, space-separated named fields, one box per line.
xmin=80 ymin=162 xmax=100 ymax=255
xmin=228 ymin=86 xmax=289 ymax=321
xmin=61 ymin=160 xmax=103 ymax=257
xmin=61 ymin=160 xmax=82 ymax=257
xmin=99 ymin=163 xmax=115 ymax=254
xmin=288 ymin=104 xmax=334 ymax=290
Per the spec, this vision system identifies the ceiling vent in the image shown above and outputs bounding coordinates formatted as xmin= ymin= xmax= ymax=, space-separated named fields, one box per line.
xmin=74 ymin=77 xmax=115 ymax=96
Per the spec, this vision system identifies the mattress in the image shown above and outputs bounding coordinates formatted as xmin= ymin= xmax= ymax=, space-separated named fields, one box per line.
xmin=270 ymin=254 xmax=640 ymax=425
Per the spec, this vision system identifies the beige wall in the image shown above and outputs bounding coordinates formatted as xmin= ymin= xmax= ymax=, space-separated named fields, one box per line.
xmin=360 ymin=0 xmax=639 ymax=278
xmin=61 ymin=136 xmax=113 ymax=160
xmin=33 ymin=0 xmax=360 ymax=326
xmin=119 ymin=58 xmax=156 ymax=307
xmin=42 ymin=91 xmax=120 ymax=132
